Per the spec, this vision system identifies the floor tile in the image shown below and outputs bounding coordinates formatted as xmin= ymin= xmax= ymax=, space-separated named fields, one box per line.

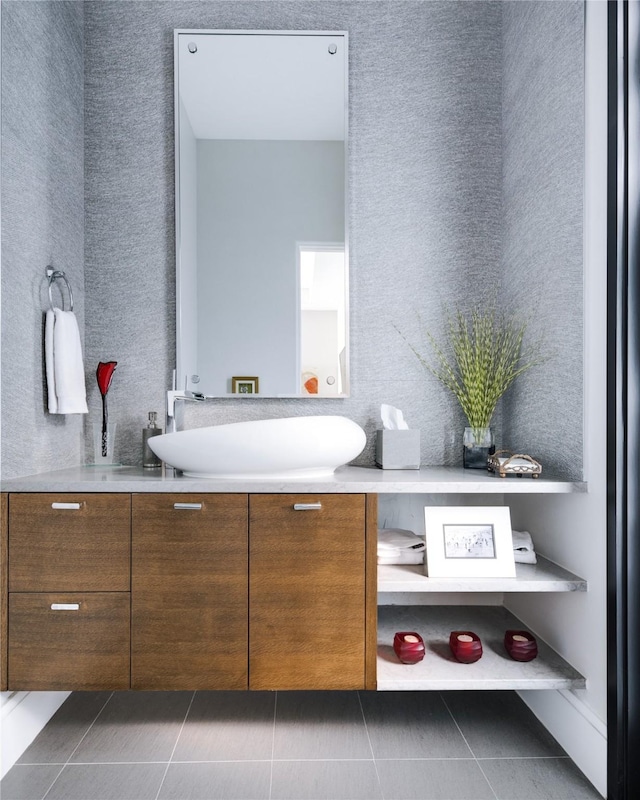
xmin=69 ymin=691 xmax=193 ymax=763
xmin=17 ymin=692 xmax=112 ymax=765
xmin=173 ymin=691 xmax=275 ymax=762
xmin=158 ymin=762 xmax=271 ymax=800
xmin=274 ymin=692 xmax=372 ymax=760
xmin=44 ymin=763 xmax=166 ymax=800
xmin=480 ymin=757 xmax=603 ymax=799
xmin=0 ymin=764 xmax=62 ymax=800
xmin=443 ymin=691 xmax=566 ymax=758
xmin=271 ymin=760 xmax=383 ymax=800
xmin=360 ymin=691 xmax=472 ymax=759
xmin=376 ymin=758 xmax=496 ymax=800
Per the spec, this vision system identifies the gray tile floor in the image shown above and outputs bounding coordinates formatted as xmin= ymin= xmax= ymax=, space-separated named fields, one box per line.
xmin=1 ymin=690 xmax=603 ymax=800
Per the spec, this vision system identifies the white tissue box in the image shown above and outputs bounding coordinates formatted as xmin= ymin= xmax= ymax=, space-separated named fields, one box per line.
xmin=375 ymin=430 xmax=421 ymax=470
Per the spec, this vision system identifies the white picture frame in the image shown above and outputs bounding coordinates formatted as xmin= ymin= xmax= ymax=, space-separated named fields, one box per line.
xmin=424 ymin=506 xmax=516 ymax=578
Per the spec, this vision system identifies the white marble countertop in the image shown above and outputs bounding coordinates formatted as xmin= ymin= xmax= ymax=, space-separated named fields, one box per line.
xmin=0 ymin=464 xmax=587 ymax=494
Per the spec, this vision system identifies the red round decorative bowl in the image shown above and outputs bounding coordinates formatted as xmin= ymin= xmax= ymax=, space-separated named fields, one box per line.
xmin=393 ymin=631 xmax=425 ymax=664
xmin=449 ymin=631 xmax=483 ymax=663
xmin=504 ymin=630 xmax=538 ymax=661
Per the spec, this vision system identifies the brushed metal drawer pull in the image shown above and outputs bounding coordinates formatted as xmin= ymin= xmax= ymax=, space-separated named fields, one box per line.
xmin=50 ymin=603 xmax=80 ymax=611
xmin=51 ymin=502 xmax=81 ymax=510
xmin=173 ymin=502 xmax=203 ymax=510
xmin=293 ymin=503 xmax=322 ymax=511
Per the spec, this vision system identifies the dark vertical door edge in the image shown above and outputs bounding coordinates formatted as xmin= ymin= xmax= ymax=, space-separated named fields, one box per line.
xmin=607 ymin=1 xmax=640 ymax=797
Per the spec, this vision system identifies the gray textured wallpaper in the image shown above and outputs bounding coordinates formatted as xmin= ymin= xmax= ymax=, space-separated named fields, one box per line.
xmin=1 ymin=1 xmax=85 ymax=479
xmin=501 ymin=0 xmax=584 ymax=479
xmin=0 ymin=1 xmax=584 ymax=477
xmin=83 ymin=0 xmax=504 ymax=469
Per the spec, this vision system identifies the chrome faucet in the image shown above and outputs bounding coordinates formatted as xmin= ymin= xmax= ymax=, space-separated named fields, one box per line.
xmin=166 ymin=389 xmax=205 ymax=434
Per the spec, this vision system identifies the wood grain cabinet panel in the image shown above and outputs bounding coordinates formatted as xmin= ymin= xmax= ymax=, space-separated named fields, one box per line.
xmin=131 ymin=494 xmax=248 ymax=690
xmin=8 ymin=592 xmax=130 ymax=690
xmin=1 ymin=494 xmax=7 ymax=691
xmin=8 ymin=493 xmax=130 ymax=592
xmin=249 ymin=494 xmax=368 ymax=690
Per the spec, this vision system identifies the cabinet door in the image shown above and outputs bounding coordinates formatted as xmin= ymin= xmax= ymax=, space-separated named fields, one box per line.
xmin=249 ymin=494 xmax=368 ymax=690
xmin=9 ymin=493 xmax=130 ymax=592
xmin=8 ymin=592 xmax=130 ymax=690
xmin=132 ymin=494 xmax=248 ymax=690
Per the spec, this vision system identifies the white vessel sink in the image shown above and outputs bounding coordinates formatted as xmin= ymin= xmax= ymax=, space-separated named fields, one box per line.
xmin=148 ymin=415 xmax=367 ymax=479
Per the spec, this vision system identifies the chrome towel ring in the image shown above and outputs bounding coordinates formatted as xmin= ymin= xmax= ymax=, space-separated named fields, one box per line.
xmin=46 ymin=267 xmax=74 ymax=312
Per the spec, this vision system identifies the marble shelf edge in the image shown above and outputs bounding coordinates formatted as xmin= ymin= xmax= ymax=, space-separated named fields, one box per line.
xmin=0 ymin=465 xmax=588 ymax=494
xmin=378 ymin=557 xmax=588 ymax=593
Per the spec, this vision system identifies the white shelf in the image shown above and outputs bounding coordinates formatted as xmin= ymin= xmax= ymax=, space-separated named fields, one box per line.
xmin=377 ymin=606 xmax=585 ymax=691
xmin=377 ymin=556 xmax=587 ymax=593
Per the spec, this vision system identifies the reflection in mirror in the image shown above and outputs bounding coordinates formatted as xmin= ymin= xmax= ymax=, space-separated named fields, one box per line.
xmin=175 ymin=30 xmax=348 ymax=397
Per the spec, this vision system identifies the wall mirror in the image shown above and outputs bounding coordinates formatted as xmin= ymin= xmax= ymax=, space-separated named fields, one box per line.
xmin=174 ymin=30 xmax=349 ymax=398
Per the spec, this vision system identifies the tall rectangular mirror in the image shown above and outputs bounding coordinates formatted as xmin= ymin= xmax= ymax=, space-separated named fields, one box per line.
xmin=174 ymin=30 xmax=349 ymax=398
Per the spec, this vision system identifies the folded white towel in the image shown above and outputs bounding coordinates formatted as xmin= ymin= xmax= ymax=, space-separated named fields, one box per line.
xmin=378 ymin=550 xmax=425 ymax=565
xmin=378 ymin=528 xmax=425 ymax=565
xmin=512 ymin=529 xmax=537 ymax=564
xmin=45 ymin=308 xmax=88 ymax=414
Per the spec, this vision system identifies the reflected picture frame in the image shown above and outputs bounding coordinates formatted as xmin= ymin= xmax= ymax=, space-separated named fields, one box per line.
xmin=231 ymin=376 xmax=259 ymax=394
xmin=423 ymin=506 xmax=516 ymax=578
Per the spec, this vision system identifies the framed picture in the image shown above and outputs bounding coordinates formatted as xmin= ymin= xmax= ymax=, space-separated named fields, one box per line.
xmin=231 ymin=376 xmax=259 ymax=394
xmin=423 ymin=506 xmax=516 ymax=578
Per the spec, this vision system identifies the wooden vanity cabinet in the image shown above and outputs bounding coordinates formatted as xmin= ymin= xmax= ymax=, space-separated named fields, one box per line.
xmin=6 ymin=493 xmax=131 ymax=690
xmin=250 ymin=493 xmax=376 ymax=690
xmin=1 ymin=490 xmax=376 ymax=692
xmin=131 ymin=493 xmax=249 ymax=690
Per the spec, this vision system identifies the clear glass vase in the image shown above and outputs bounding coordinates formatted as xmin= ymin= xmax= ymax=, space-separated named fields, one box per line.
xmin=463 ymin=427 xmax=495 ymax=470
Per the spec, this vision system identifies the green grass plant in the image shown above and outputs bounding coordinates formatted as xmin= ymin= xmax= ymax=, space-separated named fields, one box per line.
xmin=397 ymin=306 xmax=542 ymax=431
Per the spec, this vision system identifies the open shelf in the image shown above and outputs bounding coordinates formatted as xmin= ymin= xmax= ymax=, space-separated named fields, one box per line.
xmin=377 ymin=556 xmax=587 ymax=593
xmin=377 ymin=605 xmax=585 ymax=691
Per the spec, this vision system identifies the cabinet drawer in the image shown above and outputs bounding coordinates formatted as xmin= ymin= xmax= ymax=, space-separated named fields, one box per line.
xmin=9 ymin=493 xmax=130 ymax=591
xmin=8 ymin=592 xmax=130 ymax=690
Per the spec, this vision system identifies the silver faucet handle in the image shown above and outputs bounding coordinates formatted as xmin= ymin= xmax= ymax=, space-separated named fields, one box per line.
xmin=166 ymin=389 xmax=207 ymax=420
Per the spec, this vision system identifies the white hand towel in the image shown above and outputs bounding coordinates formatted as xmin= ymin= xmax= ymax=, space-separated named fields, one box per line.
xmin=378 ymin=550 xmax=425 ymax=565
xmin=45 ymin=309 xmax=57 ymax=413
xmin=378 ymin=528 xmax=425 ymax=565
xmin=512 ymin=529 xmax=537 ymax=564
xmin=45 ymin=308 xmax=88 ymax=414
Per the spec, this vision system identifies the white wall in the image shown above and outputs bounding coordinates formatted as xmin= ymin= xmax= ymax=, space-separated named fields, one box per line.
xmin=505 ymin=3 xmax=608 ymax=795
xmin=1 ymin=691 xmax=70 ymax=778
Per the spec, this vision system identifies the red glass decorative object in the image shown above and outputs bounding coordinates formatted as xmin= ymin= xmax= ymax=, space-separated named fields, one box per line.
xmin=449 ymin=631 xmax=483 ymax=663
xmin=393 ymin=631 xmax=425 ymax=664
xmin=96 ymin=361 xmax=117 ymax=457
xmin=504 ymin=630 xmax=538 ymax=662
xmin=96 ymin=361 xmax=117 ymax=396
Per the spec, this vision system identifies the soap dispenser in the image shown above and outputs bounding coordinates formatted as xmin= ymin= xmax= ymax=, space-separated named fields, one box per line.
xmin=142 ymin=411 xmax=162 ymax=468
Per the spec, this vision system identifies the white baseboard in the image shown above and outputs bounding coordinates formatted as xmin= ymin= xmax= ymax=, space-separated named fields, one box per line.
xmin=517 ymin=689 xmax=607 ymax=798
xmin=0 ymin=691 xmax=70 ymax=778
